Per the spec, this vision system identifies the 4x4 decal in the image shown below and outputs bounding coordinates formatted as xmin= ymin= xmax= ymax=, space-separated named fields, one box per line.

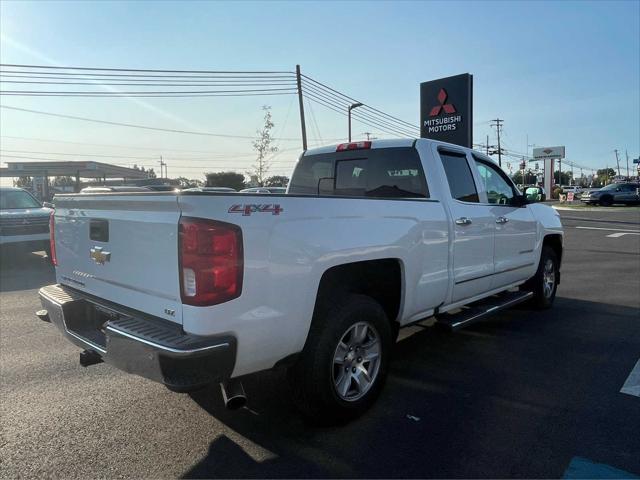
xmin=228 ymin=204 xmax=284 ymax=216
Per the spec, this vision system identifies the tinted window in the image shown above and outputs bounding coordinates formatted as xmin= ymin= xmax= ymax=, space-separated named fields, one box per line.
xmin=439 ymin=151 xmax=479 ymax=202
xmin=289 ymin=147 xmax=428 ymax=198
xmin=0 ymin=190 xmax=41 ymax=209
xmin=473 ymin=158 xmax=516 ymax=205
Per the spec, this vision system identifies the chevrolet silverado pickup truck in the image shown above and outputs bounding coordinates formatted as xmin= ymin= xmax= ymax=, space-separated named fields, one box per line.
xmin=37 ymin=139 xmax=563 ymax=422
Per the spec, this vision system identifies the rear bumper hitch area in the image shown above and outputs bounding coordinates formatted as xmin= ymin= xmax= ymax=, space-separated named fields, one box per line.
xmin=79 ymin=349 xmax=104 ymax=367
xmin=38 ymin=284 xmax=237 ymax=392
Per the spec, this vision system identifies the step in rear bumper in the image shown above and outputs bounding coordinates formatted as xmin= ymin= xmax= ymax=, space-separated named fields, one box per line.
xmin=38 ymin=284 xmax=236 ymax=392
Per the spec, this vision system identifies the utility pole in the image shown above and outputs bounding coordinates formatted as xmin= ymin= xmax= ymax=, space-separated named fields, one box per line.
xmin=363 ymin=132 xmax=377 ymax=141
xmin=614 ymin=149 xmax=621 ymax=177
xmin=159 ymin=156 xmax=166 ymax=179
xmin=570 ymin=161 xmax=574 ymax=185
xmin=295 ymin=65 xmax=308 ymax=151
xmin=486 ymin=134 xmax=489 ymax=156
xmin=490 ymin=119 xmax=503 ymax=167
xmin=625 ymin=150 xmax=630 ymax=178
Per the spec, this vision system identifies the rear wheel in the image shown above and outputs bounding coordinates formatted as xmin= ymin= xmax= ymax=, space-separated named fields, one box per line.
xmin=523 ymin=246 xmax=559 ymax=309
xmin=288 ymin=294 xmax=392 ymax=424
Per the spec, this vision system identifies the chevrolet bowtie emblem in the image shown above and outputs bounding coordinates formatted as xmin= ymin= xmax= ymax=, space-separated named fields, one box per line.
xmin=90 ymin=246 xmax=111 ymax=265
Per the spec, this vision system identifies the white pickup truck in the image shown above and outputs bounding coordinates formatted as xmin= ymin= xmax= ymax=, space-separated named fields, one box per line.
xmin=38 ymin=139 xmax=563 ymax=422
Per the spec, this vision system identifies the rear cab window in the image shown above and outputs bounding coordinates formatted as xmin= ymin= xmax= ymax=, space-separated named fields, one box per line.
xmin=288 ymin=147 xmax=429 ymax=198
xmin=438 ymin=150 xmax=479 ymax=203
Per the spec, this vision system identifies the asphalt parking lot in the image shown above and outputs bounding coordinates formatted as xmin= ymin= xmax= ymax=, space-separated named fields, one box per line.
xmin=1 ymin=208 xmax=638 ymax=479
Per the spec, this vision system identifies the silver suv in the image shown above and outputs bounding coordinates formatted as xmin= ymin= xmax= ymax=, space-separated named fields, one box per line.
xmin=0 ymin=187 xmax=52 ymax=253
xmin=581 ymin=183 xmax=640 ymax=206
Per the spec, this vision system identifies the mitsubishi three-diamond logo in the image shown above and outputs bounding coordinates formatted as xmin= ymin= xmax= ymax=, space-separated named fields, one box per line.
xmin=429 ymin=88 xmax=456 ymax=117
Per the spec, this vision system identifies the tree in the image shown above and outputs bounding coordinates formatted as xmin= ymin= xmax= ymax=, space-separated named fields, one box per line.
xmin=249 ymin=106 xmax=278 ymax=186
xmin=553 ymin=170 xmax=572 ymax=186
xmin=595 ymin=168 xmax=616 ymax=186
xmin=264 ymin=175 xmax=290 ymax=187
xmin=206 ymin=171 xmax=246 ymax=191
xmin=146 ymin=167 xmax=157 ymax=179
xmin=53 ymin=176 xmax=75 ymax=186
xmin=511 ymin=171 xmax=537 ymax=186
xmin=15 ymin=176 xmax=32 ymax=188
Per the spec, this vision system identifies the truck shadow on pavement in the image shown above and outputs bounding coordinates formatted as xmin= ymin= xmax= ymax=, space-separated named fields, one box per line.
xmin=0 ymin=250 xmax=55 ymax=292
xmin=184 ymin=297 xmax=640 ymax=479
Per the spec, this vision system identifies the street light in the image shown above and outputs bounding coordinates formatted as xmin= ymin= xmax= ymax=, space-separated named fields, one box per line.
xmin=348 ymin=102 xmax=363 ymax=142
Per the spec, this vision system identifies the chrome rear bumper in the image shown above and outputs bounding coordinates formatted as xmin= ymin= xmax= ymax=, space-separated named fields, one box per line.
xmin=38 ymin=284 xmax=236 ymax=392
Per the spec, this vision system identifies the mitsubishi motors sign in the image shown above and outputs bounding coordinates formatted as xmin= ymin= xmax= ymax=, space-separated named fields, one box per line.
xmin=420 ymin=73 xmax=473 ymax=148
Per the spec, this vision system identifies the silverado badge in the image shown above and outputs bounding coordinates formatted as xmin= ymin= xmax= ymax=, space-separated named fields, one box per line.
xmin=90 ymin=246 xmax=111 ymax=265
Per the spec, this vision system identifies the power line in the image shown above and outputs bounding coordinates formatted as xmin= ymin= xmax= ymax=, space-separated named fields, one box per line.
xmin=1 ymin=89 xmax=298 ymax=97
xmin=0 ymin=153 xmax=297 ymax=165
xmin=0 ymin=105 xmax=303 ymax=141
xmin=301 ymin=80 xmax=419 ymax=136
xmin=0 ymin=71 xmax=295 ymax=79
xmin=303 ymin=91 xmax=406 ymax=139
xmin=0 ymin=149 xmax=157 ymax=160
xmin=301 ymin=82 xmax=418 ymax=137
xmin=0 ymin=135 xmax=255 ymax=154
xmin=302 ymin=87 xmax=416 ymax=138
xmin=301 ymin=74 xmax=419 ymax=131
xmin=0 ymin=63 xmax=293 ymax=74
xmin=0 ymin=80 xmax=298 ymax=87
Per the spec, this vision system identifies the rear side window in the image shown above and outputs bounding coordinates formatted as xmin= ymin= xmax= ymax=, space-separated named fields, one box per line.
xmin=439 ymin=151 xmax=479 ymax=203
xmin=289 ymin=147 xmax=428 ymax=198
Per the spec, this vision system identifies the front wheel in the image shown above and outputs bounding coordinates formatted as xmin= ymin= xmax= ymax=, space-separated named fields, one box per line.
xmin=288 ymin=294 xmax=392 ymax=424
xmin=523 ymin=246 xmax=559 ymax=309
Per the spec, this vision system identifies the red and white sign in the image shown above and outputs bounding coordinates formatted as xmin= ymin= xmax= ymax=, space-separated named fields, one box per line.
xmin=567 ymin=192 xmax=574 ymax=202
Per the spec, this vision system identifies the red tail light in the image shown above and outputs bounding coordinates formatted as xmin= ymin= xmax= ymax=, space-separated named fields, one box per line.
xmin=336 ymin=141 xmax=371 ymax=152
xmin=179 ymin=217 xmax=243 ymax=306
xmin=49 ymin=211 xmax=58 ymax=266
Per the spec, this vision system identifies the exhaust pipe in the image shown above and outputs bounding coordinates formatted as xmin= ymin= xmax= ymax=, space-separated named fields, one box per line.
xmin=35 ymin=309 xmax=50 ymax=323
xmin=220 ymin=378 xmax=247 ymax=410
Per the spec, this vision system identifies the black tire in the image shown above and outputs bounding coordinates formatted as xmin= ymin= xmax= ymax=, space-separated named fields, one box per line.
xmin=288 ymin=294 xmax=392 ymax=424
xmin=523 ymin=246 xmax=559 ymax=309
xmin=599 ymin=195 xmax=613 ymax=207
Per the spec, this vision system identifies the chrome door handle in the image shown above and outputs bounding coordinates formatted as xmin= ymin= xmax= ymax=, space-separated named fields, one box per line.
xmin=455 ymin=217 xmax=472 ymax=226
xmin=496 ymin=216 xmax=509 ymax=224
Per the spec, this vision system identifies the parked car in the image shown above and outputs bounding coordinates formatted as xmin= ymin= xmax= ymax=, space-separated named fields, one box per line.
xmin=581 ymin=182 xmax=640 ymax=206
xmin=240 ymin=187 xmax=287 ymax=194
xmin=0 ymin=186 xmax=52 ymax=254
xmin=38 ymin=139 xmax=563 ymax=422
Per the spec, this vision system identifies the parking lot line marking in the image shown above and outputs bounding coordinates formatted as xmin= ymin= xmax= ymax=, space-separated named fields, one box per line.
xmin=621 ymin=359 xmax=640 ymax=398
xmin=575 ymin=226 xmax=640 ymax=233
xmin=563 ymin=456 xmax=639 ymax=479
xmin=606 ymin=232 xmax=640 ymax=238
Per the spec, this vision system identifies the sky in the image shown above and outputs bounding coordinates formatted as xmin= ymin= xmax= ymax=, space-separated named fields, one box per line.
xmin=0 ymin=0 xmax=638 ymax=184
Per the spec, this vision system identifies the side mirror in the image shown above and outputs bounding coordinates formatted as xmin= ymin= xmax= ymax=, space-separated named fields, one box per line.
xmin=42 ymin=202 xmax=54 ymax=209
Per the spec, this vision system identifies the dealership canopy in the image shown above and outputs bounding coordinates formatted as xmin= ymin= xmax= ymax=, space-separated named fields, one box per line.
xmin=0 ymin=160 xmax=149 ymax=179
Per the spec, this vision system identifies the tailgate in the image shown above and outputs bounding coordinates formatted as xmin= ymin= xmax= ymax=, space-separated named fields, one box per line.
xmin=53 ymin=194 xmax=183 ymax=324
